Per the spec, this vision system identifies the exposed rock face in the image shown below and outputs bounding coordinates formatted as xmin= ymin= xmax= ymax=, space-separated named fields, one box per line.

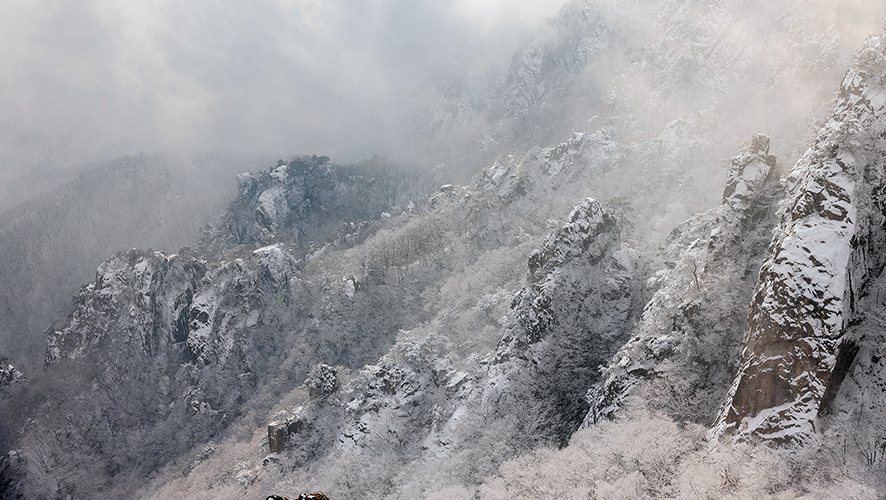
xmin=722 ymin=135 xmax=778 ymax=210
xmin=268 ymin=410 xmax=307 ymax=454
xmin=713 ymin=34 xmax=886 ymax=445
xmin=200 ymin=155 xmax=430 ymax=259
xmin=586 ymin=134 xmax=781 ymax=426
xmin=267 ymin=367 xmax=339 ymax=454
xmin=45 ymin=245 xmax=301 ymax=369
xmin=0 ymin=153 xmax=254 ymax=375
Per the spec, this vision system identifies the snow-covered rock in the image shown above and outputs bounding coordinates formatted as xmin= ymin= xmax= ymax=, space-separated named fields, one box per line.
xmin=201 ymin=156 xmax=430 ymax=259
xmin=723 ymin=134 xmax=778 ymax=211
xmin=338 ymin=335 xmax=455 ymax=454
xmin=713 ymin=33 xmax=886 ymax=446
xmin=586 ymin=134 xmax=781 ymax=427
xmin=501 ymin=198 xmax=629 ymax=347
xmin=492 ymin=0 xmax=616 ymax=126
xmin=45 ymin=246 xmax=297 ymax=367
xmin=278 ymin=197 xmax=644 ymax=460
xmin=477 ymin=130 xmax=621 ymax=203
xmin=484 ymin=198 xmax=644 ymax=442
xmin=0 ymin=356 xmax=24 ymax=391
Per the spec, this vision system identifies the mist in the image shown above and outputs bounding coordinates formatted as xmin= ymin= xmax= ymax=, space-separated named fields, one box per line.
xmin=0 ymin=0 xmax=564 ymax=183
xmin=7 ymin=1 xmax=886 ymax=499
xmin=4 ymin=0 xmax=884 ymax=186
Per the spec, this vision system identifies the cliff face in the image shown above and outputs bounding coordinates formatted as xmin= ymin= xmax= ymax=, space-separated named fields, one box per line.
xmin=45 ymin=245 xmax=300 ymax=369
xmin=0 ymin=153 xmax=253 ymax=375
xmin=713 ymin=34 xmax=886 ymax=445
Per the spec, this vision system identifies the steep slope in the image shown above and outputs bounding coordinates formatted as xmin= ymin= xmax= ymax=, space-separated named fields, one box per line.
xmin=486 ymin=0 xmax=618 ymax=144
xmin=123 ymin=131 xmax=633 ymax=499
xmin=1 ymin=157 xmax=433 ymax=499
xmin=713 ymin=33 xmax=886 ymax=446
xmin=481 ymin=198 xmax=645 ymax=443
xmin=220 ymin=196 xmax=646 ymax=500
xmin=335 ymin=197 xmax=644 ymax=456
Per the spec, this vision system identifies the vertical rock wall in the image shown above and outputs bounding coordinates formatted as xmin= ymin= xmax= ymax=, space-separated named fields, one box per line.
xmin=713 ymin=34 xmax=886 ymax=445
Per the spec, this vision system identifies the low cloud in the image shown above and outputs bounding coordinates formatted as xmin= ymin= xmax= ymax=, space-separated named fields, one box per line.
xmin=0 ymin=0 xmax=563 ymax=180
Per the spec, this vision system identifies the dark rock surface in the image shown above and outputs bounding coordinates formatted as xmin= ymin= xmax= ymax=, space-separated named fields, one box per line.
xmin=714 ymin=34 xmax=886 ymax=445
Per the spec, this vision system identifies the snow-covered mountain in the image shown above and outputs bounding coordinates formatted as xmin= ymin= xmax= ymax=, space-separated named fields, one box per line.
xmin=4 ymin=1 xmax=886 ymax=499
xmin=0 ymin=152 xmax=269 ymax=375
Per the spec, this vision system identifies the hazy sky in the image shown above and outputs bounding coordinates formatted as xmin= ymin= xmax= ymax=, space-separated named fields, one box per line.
xmin=0 ymin=0 xmax=566 ymax=181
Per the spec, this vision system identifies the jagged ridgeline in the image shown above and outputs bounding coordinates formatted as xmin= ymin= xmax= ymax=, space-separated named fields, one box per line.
xmin=198 ymin=155 xmax=437 ymax=260
xmin=0 ymin=152 xmax=260 ymax=375
xmin=0 ymin=154 xmax=436 ymax=498
xmin=0 ymin=130 xmax=625 ymax=498
xmin=7 ymin=1 xmax=886 ymax=498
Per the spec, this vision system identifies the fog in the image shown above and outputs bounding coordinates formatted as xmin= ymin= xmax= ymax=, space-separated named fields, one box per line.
xmin=0 ymin=0 xmax=563 ymax=182
xmin=7 ymin=1 xmax=886 ymax=498
xmin=4 ymin=0 xmax=885 ymax=185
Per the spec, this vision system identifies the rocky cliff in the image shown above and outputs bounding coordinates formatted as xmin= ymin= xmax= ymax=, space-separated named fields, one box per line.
xmin=9 ymin=123 xmax=627 ymax=498
xmin=0 ymin=153 xmax=255 ymax=374
xmin=585 ymin=133 xmax=782 ymax=426
xmin=199 ymin=155 xmax=432 ymax=260
xmin=713 ymin=33 xmax=886 ymax=446
xmin=6 ymin=157 xmax=434 ymax=498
